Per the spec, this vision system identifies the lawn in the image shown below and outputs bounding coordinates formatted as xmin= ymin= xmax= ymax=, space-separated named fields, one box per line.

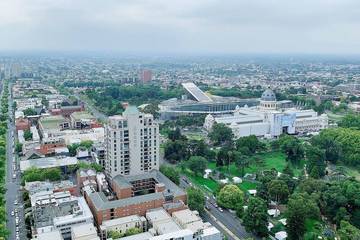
xmin=182 ymin=168 xmax=219 ymax=193
xmin=183 ymin=130 xmax=206 ymax=141
xmin=238 ymin=181 xmax=258 ymax=191
xmin=208 ymin=151 xmax=304 ymax=178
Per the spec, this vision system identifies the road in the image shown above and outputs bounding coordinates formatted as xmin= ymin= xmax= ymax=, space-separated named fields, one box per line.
xmin=73 ymin=92 xmax=108 ymax=122
xmin=179 ymin=176 xmax=257 ymax=240
xmin=5 ymin=81 xmax=26 ymax=240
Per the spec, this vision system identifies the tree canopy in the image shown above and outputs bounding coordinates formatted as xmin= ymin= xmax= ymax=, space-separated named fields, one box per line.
xmin=217 ymin=184 xmax=244 ymax=210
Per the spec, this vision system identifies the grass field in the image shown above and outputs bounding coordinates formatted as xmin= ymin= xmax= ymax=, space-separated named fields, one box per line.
xmin=238 ymin=181 xmax=258 ymax=191
xmin=207 ymin=151 xmax=303 ymax=177
xmin=188 ymin=174 xmax=219 ymax=192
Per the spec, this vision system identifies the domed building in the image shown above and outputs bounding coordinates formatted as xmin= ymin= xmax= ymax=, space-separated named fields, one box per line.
xmin=204 ymin=88 xmax=329 ymax=138
xmin=260 ymin=88 xmax=278 ymax=110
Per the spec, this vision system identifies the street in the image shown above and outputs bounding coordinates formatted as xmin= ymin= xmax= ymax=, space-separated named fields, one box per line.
xmin=73 ymin=92 xmax=108 ymax=122
xmin=179 ymin=176 xmax=257 ymax=240
xmin=5 ymin=82 xmax=26 ymax=240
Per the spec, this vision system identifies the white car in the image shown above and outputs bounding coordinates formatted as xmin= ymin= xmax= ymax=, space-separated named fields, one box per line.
xmin=12 ymin=174 xmax=16 ymax=179
xmin=218 ymin=207 xmax=224 ymax=212
xmin=14 ymin=200 xmax=18 ymax=205
xmin=10 ymin=211 xmax=14 ymax=216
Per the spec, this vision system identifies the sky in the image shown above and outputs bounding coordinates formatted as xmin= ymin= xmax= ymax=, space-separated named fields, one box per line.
xmin=1 ymin=0 xmax=360 ymax=54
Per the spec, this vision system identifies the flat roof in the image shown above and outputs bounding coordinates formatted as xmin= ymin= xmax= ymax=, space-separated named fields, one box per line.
xmin=113 ymin=232 xmax=153 ymax=240
xmin=37 ymin=230 xmax=63 ymax=240
xmin=40 ymin=115 xmax=67 ymax=129
xmin=71 ymin=223 xmax=98 ymax=239
xmin=20 ymin=156 xmax=78 ymax=172
xmin=101 ymin=215 xmax=143 ymax=229
xmin=71 ymin=111 xmax=94 ymax=120
xmin=90 ymin=170 xmax=186 ymax=211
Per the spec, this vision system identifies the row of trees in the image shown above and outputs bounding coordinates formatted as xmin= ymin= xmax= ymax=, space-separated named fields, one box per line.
xmin=0 ymin=81 xmax=9 ymax=238
xmin=84 ymin=84 xmax=184 ymax=115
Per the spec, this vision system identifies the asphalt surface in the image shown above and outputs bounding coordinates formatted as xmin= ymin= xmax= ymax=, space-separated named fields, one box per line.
xmin=179 ymin=176 xmax=257 ymax=240
xmin=5 ymin=82 xmax=26 ymax=240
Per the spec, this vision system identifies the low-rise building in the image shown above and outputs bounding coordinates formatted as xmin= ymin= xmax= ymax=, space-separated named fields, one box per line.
xmin=70 ymin=111 xmax=98 ymax=129
xmin=15 ymin=117 xmax=30 ymax=131
xmin=86 ymin=170 xmax=187 ymax=226
xmin=99 ymin=215 xmax=147 ymax=239
xmin=39 ymin=115 xmax=70 ymax=138
xmin=31 ymin=191 xmax=94 ymax=240
xmin=20 ymin=156 xmax=78 ymax=172
xmin=71 ymin=223 xmax=100 ymax=240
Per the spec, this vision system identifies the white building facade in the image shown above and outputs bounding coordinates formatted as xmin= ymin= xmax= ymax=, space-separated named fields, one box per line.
xmin=204 ymin=89 xmax=328 ymax=138
xmin=105 ymin=106 xmax=160 ymax=178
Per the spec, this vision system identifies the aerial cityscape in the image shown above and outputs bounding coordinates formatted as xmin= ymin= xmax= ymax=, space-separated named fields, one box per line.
xmin=1 ymin=1 xmax=360 ymax=240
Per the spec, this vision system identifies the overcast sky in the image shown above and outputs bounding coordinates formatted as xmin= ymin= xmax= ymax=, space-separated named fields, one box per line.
xmin=1 ymin=0 xmax=360 ymax=54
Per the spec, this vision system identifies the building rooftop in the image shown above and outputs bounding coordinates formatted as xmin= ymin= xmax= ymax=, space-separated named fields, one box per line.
xmin=261 ymin=88 xmax=277 ymax=102
xmin=89 ymin=170 xmax=185 ymax=211
xmin=182 ymin=82 xmax=213 ymax=103
xmin=112 ymin=232 xmax=153 ymax=240
xmin=37 ymin=229 xmax=63 ymax=240
xmin=100 ymin=215 xmax=145 ymax=230
xmin=39 ymin=115 xmax=67 ymax=130
xmin=20 ymin=156 xmax=78 ymax=172
xmin=71 ymin=223 xmax=99 ymax=240
xmin=71 ymin=111 xmax=94 ymax=120
xmin=123 ymin=106 xmax=140 ymax=115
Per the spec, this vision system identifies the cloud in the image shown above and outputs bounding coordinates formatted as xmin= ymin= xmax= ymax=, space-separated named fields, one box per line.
xmin=1 ymin=0 xmax=360 ymax=54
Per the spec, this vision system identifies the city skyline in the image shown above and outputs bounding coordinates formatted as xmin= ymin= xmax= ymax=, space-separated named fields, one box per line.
xmin=1 ymin=0 xmax=360 ymax=54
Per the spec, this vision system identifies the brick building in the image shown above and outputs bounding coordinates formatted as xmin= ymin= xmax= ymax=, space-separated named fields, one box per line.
xmin=86 ymin=170 xmax=187 ymax=226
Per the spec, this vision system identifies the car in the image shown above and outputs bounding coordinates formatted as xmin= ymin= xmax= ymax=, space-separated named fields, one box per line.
xmin=15 ymin=219 xmax=18 ymax=225
xmin=205 ymin=205 xmax=211 ymax=210
xmin=16 ymin=227 xmax=19 ymax=232
xmin=218 ymin=207 xmax=224 ymax=212
xmin=14 ymin=200 xmax=18 ymax=205
xmin=14 ymin=208 xmax=18 ymax=213
xmin=12 ymin=174 xmax=16 ymax=179
xmin=10 ymin=211 xmax=14 ymax=216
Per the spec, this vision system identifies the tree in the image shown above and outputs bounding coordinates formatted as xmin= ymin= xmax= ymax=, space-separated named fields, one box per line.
xmin=208 ymin=123 xmax=234 ymax=146
xmin=142 ymin=102 xmax=160 ymax=118
xmin=186 ymin=139 xmax=208 ymax=158
xmin=267 ymin=180 xmax=289 ymax=204
xmin=187 ymin=187 xmax=205 ymax=214
xmin=168 ymin=127 xmax=182 ymax=141
xmin=216 ymin=145 xmax=234 ymax=169
xmin=217 ymin=184 xmax=244 ymax=210
xmin=234 ymin=151 xmax=249 ymax=176
xmin=15 ymin=142 xmax=23 ymax=153
xmin=311 ymin=135 xmax=342 ymax=164
xmin=306 ymin=145 xmax=326 ymax=179
xmin=279 ymin=135 xmax=304 ymax=165
xmin=164 ymin=140 xmax=187 ymax=163
xmin=286 ymin=193 xmax=320 ymax=240
xmin=23 ymin=108 xmax=37 ymax=116
xmin=339 ymin=114 xmax=360 ymax=130
xmin=338 ymin=220 xmax=360 ymax=240
xmin=187 ymin=156 xmax=207 ymax=176
xmin=243 ymin=197 xmax=268 ymax=237
xmin=236 ymin=135 xmax=266 ymax=154
xmin=160 ymin=165 xmax=180 ymax=185
xmin=23 ymin=130 xmax=33 ymax=141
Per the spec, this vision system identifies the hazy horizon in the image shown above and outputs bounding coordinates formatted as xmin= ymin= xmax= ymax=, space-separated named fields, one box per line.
xmin=1 ymin=0 xmax=360 ymax=54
